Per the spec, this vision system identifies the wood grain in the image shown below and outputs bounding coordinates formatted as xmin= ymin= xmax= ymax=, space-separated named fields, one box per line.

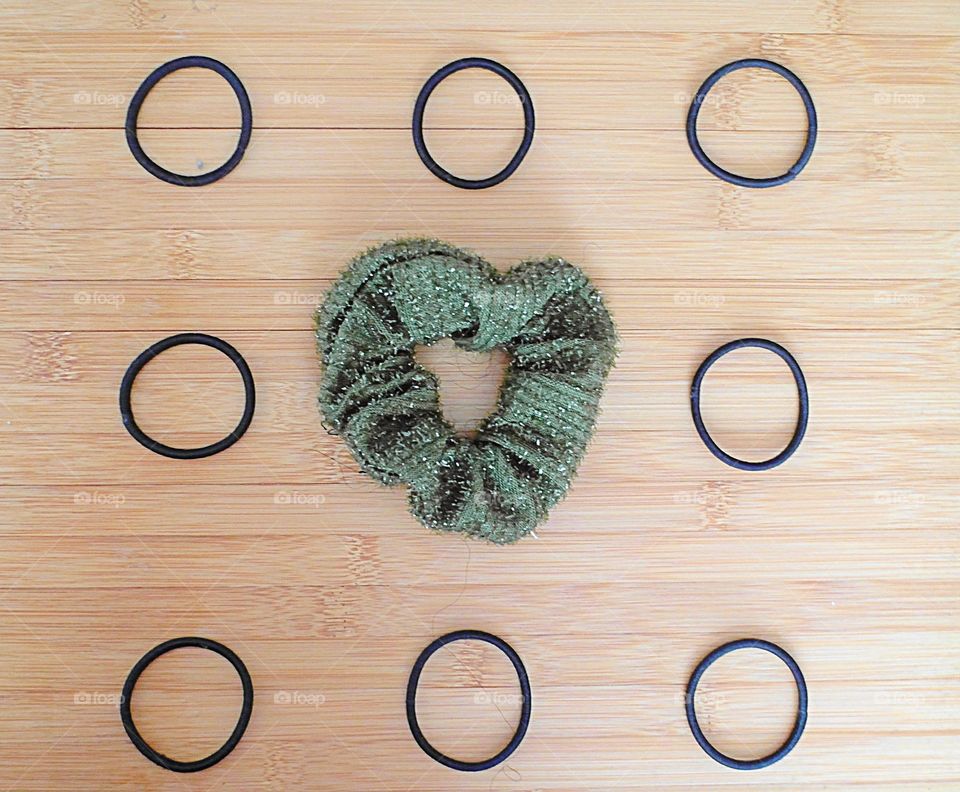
xmin=0 ymin=1 xmax=957 ymax=790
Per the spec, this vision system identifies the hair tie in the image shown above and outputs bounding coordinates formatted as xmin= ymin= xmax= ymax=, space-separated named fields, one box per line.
xmin=119 ymin=332 xmax=256 ymax=459
xmin=412 ymin=57 xmax=535 ymax=189
xmin=685 ymin=638 xmax=808 ymax=769
xmin=690 ymin=338 xmax=808 ymax=471
xmin=686 ymin=58 xmax=817 ymax=188
xmin=120 ymin=637 xmax=254 ymax=772
xmin=406 ymin=630 xmax=531 ymax=771
xmin=126 ymin=55 xmax=253 ymax=186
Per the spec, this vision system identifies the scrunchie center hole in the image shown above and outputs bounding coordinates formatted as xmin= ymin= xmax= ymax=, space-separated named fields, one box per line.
xmin=415 ymin=338 xmax=509 ymax=438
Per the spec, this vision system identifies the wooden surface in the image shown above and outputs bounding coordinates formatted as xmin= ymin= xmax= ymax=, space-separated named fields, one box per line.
xmin=1 ymin=1 xmax=958 ymax=789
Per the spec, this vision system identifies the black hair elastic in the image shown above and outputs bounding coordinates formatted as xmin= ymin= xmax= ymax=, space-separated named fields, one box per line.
xmin=119 ymin=332 xmax=255 ymax=459
xmin=691 ymin=337 xmax=808 ymax=471
xmin=686 ymin=58 xmax=817 ymax=187
xmin=126 ymin=55 xmax=253 ymax=186
xmin=120 ymin=636 xmax=254 ymax=773
xmin=406 ymin=629 xmax=532 ymax=772
xmin=412 ymin=57 xmax=535 ymax=189
xmin=685 ymin=638 xmax=808 ymax=770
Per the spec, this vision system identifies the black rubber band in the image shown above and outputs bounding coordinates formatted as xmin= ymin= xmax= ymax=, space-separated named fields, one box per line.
xmin=119 ymin=332 xmax=255 ymax=459
xmin=120 ymin=636 xmax=254 ymax=773
xmin=685 ymin=638 xmax=808 ymax=770
xmin=412 ymin=57 xmax=535 ymax=189
xmin=691 ymin=337 xmax=808 ymax=471
xmin=126 ymin=55 xmax=253 ymax=186
xmin=406 ymin=629 xmax=532 ymax=772
xmin=686 ymin=58 xmax=817 ymax=188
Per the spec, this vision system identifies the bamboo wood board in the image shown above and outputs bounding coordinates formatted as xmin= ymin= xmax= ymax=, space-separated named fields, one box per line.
xmin=1 ymin=1 xmax=958 ymax=790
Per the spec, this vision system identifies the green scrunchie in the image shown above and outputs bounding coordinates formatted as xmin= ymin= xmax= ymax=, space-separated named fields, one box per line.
xmin=316 ymin=238 xmax=617 ymax=544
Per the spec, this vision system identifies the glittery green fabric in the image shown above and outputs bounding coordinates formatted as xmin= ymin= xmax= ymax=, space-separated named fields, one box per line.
xmin=316 ymin=239 xmax=617 ymax=544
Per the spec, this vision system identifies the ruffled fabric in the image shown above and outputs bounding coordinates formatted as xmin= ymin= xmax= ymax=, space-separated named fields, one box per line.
xmin=316 ymin=238 xmax=617 ymax=544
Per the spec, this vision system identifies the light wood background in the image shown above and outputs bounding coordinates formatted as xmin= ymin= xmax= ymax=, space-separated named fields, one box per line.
xmin=1 ymin=1 xmax=958 ymax=789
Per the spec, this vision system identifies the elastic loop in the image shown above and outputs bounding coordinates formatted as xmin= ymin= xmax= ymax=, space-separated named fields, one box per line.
xmin=119 ymin=332 xmax=256 ymax=459
xmin=126 ymin=55 xmax=253 ymax=186
xmin=690 ymin=337 xmax=808 ymax=471
xmin=120 ymin=636 xmax=254 ymax=773
xmin=686 ymin=58 xmax=817 ymax=188
xmin=412 ymin=57 xmax=535 ymax=189
xmin=685 ymin=638 xmax=808 ymax=770
xmin=406 ymin=629 xmax=532 ymax=771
